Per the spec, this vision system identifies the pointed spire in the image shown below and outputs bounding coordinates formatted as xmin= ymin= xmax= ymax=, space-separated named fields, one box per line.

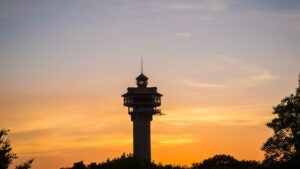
xmin=141 ymin=56 xmax=143 ymax=74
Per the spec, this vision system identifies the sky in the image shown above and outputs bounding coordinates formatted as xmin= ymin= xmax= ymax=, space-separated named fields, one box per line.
xmin=0 ymin=0 xmax=300 ymax=168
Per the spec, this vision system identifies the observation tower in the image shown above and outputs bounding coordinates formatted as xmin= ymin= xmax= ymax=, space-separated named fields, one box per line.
xmin=122 ymin=67 xmax=163 ymax=162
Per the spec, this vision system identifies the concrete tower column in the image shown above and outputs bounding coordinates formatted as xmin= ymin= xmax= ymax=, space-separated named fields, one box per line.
xmin=133 ymin=116 xmax=151 ymax=161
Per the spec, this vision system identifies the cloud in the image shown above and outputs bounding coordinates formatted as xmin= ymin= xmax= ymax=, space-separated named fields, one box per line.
xmin=165 ymin=0 xmax=229 ymax=12
xmin=174 ymin=32 xmax=191 ymax=37
xmin=153 ymin=134 xmax=197 ymax=146
xmin=12 ymin=128 xmax=132 ymax=156
xmin=250 ymin=71 xmax=276 ymax=81
xmin=183 ymin=80 xmax=224 ymax=88
xmin=158 ymin=105 xmax=273 ymax=127
xmin=219 ymin=55 xmax=277 ymax=85
xmin=166 ymin=4 xmax=199 ymax=11
xmin=183 ymin=55 xmax=277 ymax=89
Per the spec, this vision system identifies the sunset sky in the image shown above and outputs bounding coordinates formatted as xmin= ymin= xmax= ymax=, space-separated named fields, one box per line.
xmin=1 ymin=0 xmax=300 ymax=169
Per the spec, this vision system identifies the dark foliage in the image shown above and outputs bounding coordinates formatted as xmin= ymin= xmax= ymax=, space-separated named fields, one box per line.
xmin=262 ymin=74 xmax=300 ymax=168
xmin=0 ymin=129 xmax=17 ymax=169
xmin=191 ymin=154 xmax=261 ymax=169
xmin=61 ymin=153 xmax=186 ymax=169
xmin=15 ymin=159 xmax=35 ymax=169
xmin=0 ymin=129 xmax=34 ymax=169
xmin=62 ymin=154 xmax=261 ymax=169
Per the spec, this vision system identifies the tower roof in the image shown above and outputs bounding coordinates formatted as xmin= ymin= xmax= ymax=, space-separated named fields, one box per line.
xmin=136 ymin=73 xmax=148 ymax=81
xmin=122 ymin=72 xmax=162 ymax=97
xmin=122 ymin=87 xmax=162 ymax=97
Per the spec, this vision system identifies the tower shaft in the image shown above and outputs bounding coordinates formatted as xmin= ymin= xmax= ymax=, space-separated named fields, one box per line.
xmin=133 ymin=116 xmax=151 ymax=161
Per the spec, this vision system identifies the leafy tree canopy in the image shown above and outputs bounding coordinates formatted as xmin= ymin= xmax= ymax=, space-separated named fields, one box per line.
xmin=0 ymin=129 xmax=34 ymax=169
xmin=0 ymin=129 xmax=17 ymax=169
xmin=192 ymin=154 xmax=260 ymax=169
xmin=262 ymin=74 xmax=300 ymax=168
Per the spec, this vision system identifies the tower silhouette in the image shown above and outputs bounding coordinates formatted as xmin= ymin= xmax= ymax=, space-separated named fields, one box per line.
xmin=122 ymin=70 xmax=162 ymax=162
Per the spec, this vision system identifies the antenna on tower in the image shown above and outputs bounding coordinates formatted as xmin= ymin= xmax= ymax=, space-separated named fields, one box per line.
xmin=141 ymin=56 xmax=143 ymax=74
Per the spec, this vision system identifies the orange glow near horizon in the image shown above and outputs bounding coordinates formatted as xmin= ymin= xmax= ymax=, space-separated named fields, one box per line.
xmin=2 ymin=68 xmax=292 ymax=168
xmin=6 ymin=91 xmax=276 ymax=168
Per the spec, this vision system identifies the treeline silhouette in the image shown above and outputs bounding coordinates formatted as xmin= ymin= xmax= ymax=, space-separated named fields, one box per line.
xmin=61 ymin=153 xmax=260 ymax=169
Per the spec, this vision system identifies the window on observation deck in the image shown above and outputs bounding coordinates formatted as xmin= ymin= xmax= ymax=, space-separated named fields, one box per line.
xmin=154 ymin=97 xmax=161 ymax=104
xmin=124 ymin=97 xmax=133 ymax=104
xmin=129 ymin=107 xmax=133 ymax=113
xmin=138 ymin=80 xmax=147 ymax=85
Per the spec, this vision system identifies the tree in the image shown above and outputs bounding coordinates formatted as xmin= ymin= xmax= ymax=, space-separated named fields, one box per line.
xmin=71 ymin=161 xmax=87 ymax=169
xmin=192 ymin=154 xmax=239 ymax=169
xmin=15 ymin=159 xmax=34 ymax=169
xmin=0 ymin=129 xmax=34 ymax=169
xmin=0 ymin=129 xmax=17 ymax=169
xmin=262 ymin=74 xmax=300 ymax=167
xmin=191 ymin=154 xmax=260 ymax=169
xmin=199 ymin=154 xmax=239 ymax=169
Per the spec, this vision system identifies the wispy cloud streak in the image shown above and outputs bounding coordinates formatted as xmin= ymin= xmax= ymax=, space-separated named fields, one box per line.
xmin=183 ymin=55 xmax=277 ymax=89
xmin=165 ymin=0 xmax=230 ymax=12
xmin=184 ymin=81 xmax=224 ymax=88
xmin=174 ymin=32 xmax=191 ymax=37
xmin=219 ymin=55 xmax=277 ymax=85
